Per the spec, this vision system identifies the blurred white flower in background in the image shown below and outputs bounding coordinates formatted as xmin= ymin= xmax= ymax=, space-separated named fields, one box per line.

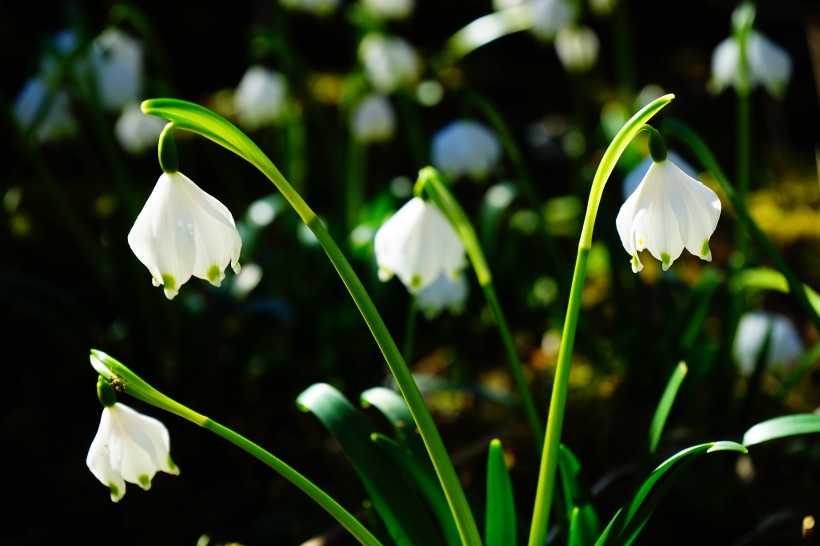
xmin=279 ymin=0 xmax=341 ymax=17
xmin=86 ymin=401 xmax=179 ymax=502
xmin=359 ymin=33 xmax=421 ymax=94
xmin=554 ymin=24 xmax=599 ymax=73
xmin=431 ymin=120 xmax=502 ymax=182
xmin=622 ymin=151 xmax=700 ymax=200
xmin=709 ymin=30 xmax=792 ymax=97
xmin=374 ymin=197 xmax=466 ymax=293
xmin=616 ymin=158 xmax=721 ymax=273
xmin=350 ymin=93 xmax=396 ymax=144
xmin=234 ymin=66 xmax=289 ymax=131
xmin=416 ymin=271 xmax=468 ymax=319
xmin=362 ymin=0 xmax=414 ymax=20
xmin=492 ymin=0 xmax=575 ymax=41
xmin=115 ymin=102 xmax=167 ymax=155
xmin=88 ymin=28 xmax=145 ymax=112
xmin=733 ymin=311 xmax=803 ymax=377
xmin=128 ymin=171 xmax=242 ymax=300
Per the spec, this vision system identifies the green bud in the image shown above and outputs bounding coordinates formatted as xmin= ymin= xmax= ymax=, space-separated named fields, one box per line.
xmin=97 ymin=376 xmax=117 ymax=407
xmin=646 ymin=126 xmax=667 ymax=162
xmin=158 ymin=124 xmax=179 ymax=174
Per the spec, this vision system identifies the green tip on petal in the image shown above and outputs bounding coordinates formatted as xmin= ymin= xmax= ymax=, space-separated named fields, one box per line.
xmin=167 ymin=454 xmax=180 ymax=474
xmin=661 ymin=252 xmax=671 ymax=270
xmin=161 ymin=273 xmax=176 ymax=291
xmin=109 ymin=483 xmax=121 ymax=502
xmin=138 ymin=474 xmax=152 ymax=489
xmin=410 ymin=274 xmax=423 ymax=289
xmin=701 ymin=239 xmax=711 ymax=257
xmin=207 ymin=264 xmax=222 ymax=285
xmin=96 ymin=376 xmax=118 ymax=407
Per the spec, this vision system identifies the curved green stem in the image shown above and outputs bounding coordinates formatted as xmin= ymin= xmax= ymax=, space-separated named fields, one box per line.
xmin=664 ymin=119 xmax=820 ymax=333
xmin=527 ymin=94 xmax=675 ymax=546
xmin=89 ymin=350 xmax=383 ymax=546
xmin=139 ymin=99 xmax=482 ymax=546
xmin=417 ymin=167 xmax=543 ymax=453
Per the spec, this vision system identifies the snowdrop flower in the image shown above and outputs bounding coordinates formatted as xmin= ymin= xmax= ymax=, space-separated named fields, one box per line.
xmin=12 ymin=77 xmax=76 ymax=142
xmin=431 ymin=120 xmax=502 ymax=182
xmin=733 ymin=311 xmax=803 ymax=377
xmin=128 ymin=171 xmax=242 ymax=299
xmin=279 ymin=0 xmax=341 ymax=17
xmin=622 ymin=151 xmax=699 ymax=200
xmin=554 ymin=25 xmax=599 ymax=73
xmin=374 ymin=197 xmax=466 ymax=293
xmin=362 ymin=0 xmax=414 ymax=20
xmin=616 ymin=156 xmax=721 ymax=273
xmin=88 ymin=28 xmax=144 ymax=112
xmin=350 ymin=93 xmax=396 ymax=144
xmin=234 ymin=66 xmax=288 ymax=131
xmin=115 ymin=102 xmax=167 ymax=154
xmin=416 ymin=271 xmax=468 ymax=319
xmin=709 ymin=31 xmax=791 ymax=97
xmin=359 ymin=33 xmax=421 ymax=94
xmin=87 ymin=400 xmax=179 ymax=502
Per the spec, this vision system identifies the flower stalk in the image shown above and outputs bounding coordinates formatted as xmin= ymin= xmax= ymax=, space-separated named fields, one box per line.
xmin=140 ymin=99 xmax=482 ymax=546
xmin=527 ymin=93 xmax=675 ymax=546
xmin=90 ymin=350 xmax=384 ymax=546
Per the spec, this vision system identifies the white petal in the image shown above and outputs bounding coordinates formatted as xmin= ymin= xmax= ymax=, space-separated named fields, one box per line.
xmin=416 ymin=271 xmax=468 ymax=319
xmin=747 ymin=32 xmax=792 ymax=96
xmin=113 ymin=403 xmax=176 ymax=487
xmin=658 ymin=162 xmax=720 ymax=260
xmin=710 ymin=36 xmax=738 ymax=93
xmin=615 ymin=188 xmax=643 ymax=272
xmin=86 ymin=409 xmax=126 ymax=502
xmin=631 ymin=166 xmax=685 ymax=270
xmin=430 ymin=120 xmax=502 ymax=181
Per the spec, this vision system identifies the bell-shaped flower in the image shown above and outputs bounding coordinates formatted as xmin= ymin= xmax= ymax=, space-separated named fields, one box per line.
xmin=615 ymin=158 xmax=721 ymax=273
xmin=431 ymin=120 xmax=502 ymax=182
xmin=554 ymin=24 xmax=599 ymax=73
xmin=234 ymin=66 xmax=288 ymax=131
xmin=416 ymin=270 xmax=468 ymax=320
xmin=374 ymin=197 xmax=466 ymax=294
xmin=622 ymin=151 xmax=699 ymax=200
xmin=86 ymin=401 xmax=179 ymax=502
xmin=128 ymin=171 xmax=242 ymax=299
xmin=350 ymin=93 xmax=396 ymax=144
xmin=362 ymin=0 xmax=414 ymax=20
xmin=88 ymin=28 xmax=145 ymax=112
xmin=115 ymin=102 xmax=167 ymax=155
xmin=358 ymin=32 xmax=421 ymax=94
xmin=709 ymin=30 xmax=792 ymax=97
xmin=733 ymin=311 xmax=803 ymax=377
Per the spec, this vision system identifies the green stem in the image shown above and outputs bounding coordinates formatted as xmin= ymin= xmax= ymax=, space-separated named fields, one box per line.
xmin=89 ymin=351 xmax=382 ymax=546
xmin=417 ymin=167 xmax=543 ymax=452
xmin=140 ymin=99 xmax=482 ymax=546
xmin=527 ymin=94 xmax=675 ymax=546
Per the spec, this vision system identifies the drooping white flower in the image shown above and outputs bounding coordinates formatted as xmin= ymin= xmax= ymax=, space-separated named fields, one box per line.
xmin=431 ymin=120 xmax=502 ymax=182
xmin=615 ymin=158 xmax=721 ymax=273
xmin=374 ymin=197 xmax=466 ymax=293
xmin=115 ymin=102 xmax=167 ymax=154
xmin=88 ymin=28 xmax=144 ymax=112
xmin=128 ymin=171 xmax=242 ymax=299
xmin=12 ymin=77 xmax=77 ymax=142
xmin=350 ymin=93 xmax=396 ymax=144
xmin=709 ymin=30 xmax=792 ymax=97
xmin=86 ymin=402 xmax=179 ymax=502
xmin=362 ymin=0 xmax=414 ymax=20
xmin=416 ymin=271 xmax=468 ymax=319
xmin=554 ymin=24 xmax=599 ymax=73
xmin=279 ymin=0 xmax=341 ymax=17
xmin=622 ymin=151 xmax=700 ymax=200
xmin=358 ymin=33 xmax=421 ymax=94
xmin=234 ymin=66 xmax=288 ymax=131
xmin=733 ymin=311 xmax=803 ymax=377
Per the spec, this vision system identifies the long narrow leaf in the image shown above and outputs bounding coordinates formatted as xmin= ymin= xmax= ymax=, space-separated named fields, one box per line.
xmin=297 ymin=383 xmax=444 ymax=546
xmin=360 ymin=387 xmax=429 ymax=463
xmin=596 ymin=441 xmax=747 ymax=546
xmin=558 ymin=444 xmax=599 ymax=546
xmin=648 ymin=362 xmax=688 ymax=455
xmin=485 ymin=439 xmax=517 ymax=546
xmin=743 ymin=414 xmax=820 ymax=447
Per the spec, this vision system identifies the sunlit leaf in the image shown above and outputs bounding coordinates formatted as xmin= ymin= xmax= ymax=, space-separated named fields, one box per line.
xmin=485 ymin=439 xmax=516 ymax=546
xmin=743 ymin=414 xmax=820 ymax=447
xmin=648 ymin=362 xmax=688 ymax=455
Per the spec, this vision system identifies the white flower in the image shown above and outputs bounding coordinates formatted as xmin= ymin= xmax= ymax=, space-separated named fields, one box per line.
xmin=359 ymin=33 xmax=421 ymax=94
xmin=351 ymin=93 xmax=396 ymax=144
xmin=554 ymin=25 xmax=599 ymax=73
xmin=622 ymin=151 xmax=699 ymax=200
xmin=279 ymin=0 xmax=341 ymax=16
xmin=234 ymin=66 xmax=288 ymax=131
xmin=88 ymin=28 xmax=145 ymax=112
xmin=431 ymin=120 xmax=502 ymax=182
xmin=128 ymin=171 xmax=242 ymax=299
xmin=733 ymin=311 xmax=803 ymax=377
xmin=362 ymin=0 xmax=414 ymax=20
xmin=86 ymin=402 xmax=179 ymax=502
xmin=530 ymin=0 xmax=576 ymax=41
xmin=615 ymin=158 xmax=721 ymax=273
xmin=115 ymin=102 xmax=167 ymax=154
xmin=12 ymin=77 xmax=76 ymax=142
xmin=416 ymin=271 xmax=468 ymax=319
xmin=709 ymin=30 xmax=792 ymax=97
xmin=374 ymin=197 xmax=466 ymax=293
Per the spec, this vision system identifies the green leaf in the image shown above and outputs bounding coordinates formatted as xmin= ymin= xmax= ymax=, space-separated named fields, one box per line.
xmin=743 ymin=414 xmax=820 ymax=447
xmin=360 ymin=387 xmax=429 ymax=464
xmin=485 ymin=439 xmax=516 ymax=546
xmin=596 ymin=441 xmax=747 ymax=546
xmin=297 ymin=383 xmax=444 ymax=546
xmin=558 ymin=444 xmax=599 ymax=546
xmin=732 ymin=267 xmax=820 ymax=317
xmin=648 ymin=362 xmax=688 ymax=455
